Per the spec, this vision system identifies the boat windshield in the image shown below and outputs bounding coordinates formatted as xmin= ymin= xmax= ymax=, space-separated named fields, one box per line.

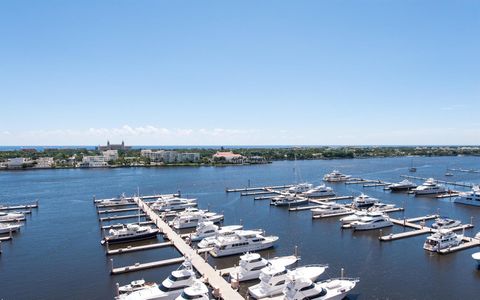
xmin=179 ymin=292 xmax=204 ymax=299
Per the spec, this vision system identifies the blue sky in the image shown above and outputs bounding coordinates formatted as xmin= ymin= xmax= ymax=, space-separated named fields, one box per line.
xmin=0 ymin=1 xmax=479 ymax=145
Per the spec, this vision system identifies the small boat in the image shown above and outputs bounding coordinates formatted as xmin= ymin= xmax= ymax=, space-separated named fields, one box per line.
xmin=351 ymin=214 xmax=393 ymax=231
xmin=229 ymin=252 xmax=299 ymax=282
xmin=248 ymin=264 xmax=328 ymax=299
xmin=323 ymin=170 xmax=351 ymax=182
xmin=209 ymin=230 xmax=279 ymax=257
xmin=311 ymin=203 xmax=350 ymax=218
xmin=423 ymin=229 xmax=463 ymax=252
xmin=169 ymin=208 xmax=224 ymax=229
xmin=175 ymin=280 xmax=209 ymax=300
xmin=0 ymin=212 xmax=26 ymax=222
xmin=302 ymin=185 xmax=336 ymax=198
xmin=431 ymin=218 xmax=461 ymax=229
xmin=455 ymin=186 xmax=480 ymax=207
xmin=197 ymin=229 xmax=262 ymax=249
xmin=151 ymin=197 xmax=197 ymax=212
xmin=190 ymin=221 xmax=243 ymax=242
xmin=413 ymin=178 xmax=446 ymax=195
xmin=102 ymin=223 xmax=159 ymax=244
xmin=352 ymin=193 xmax=379 ymax=209
xmin=0 ymin=222 xmax=22 ymax=234
xmin=472 ymin=252 xmax=480 ymax=268
xmin=283 ymin=275 xmax=359 ymax=300
xmin=445 ymin=172 xmax=453 ymax=177
xmin=270 ymin=194 xmax=308 ymax=207
xmin=117 ymin=259 xmax=197 ymax=300
xmin=388 ymin=179 xmax=416 ymax=191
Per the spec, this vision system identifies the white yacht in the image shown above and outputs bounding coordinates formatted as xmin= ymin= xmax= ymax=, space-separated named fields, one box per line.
xmin=229 ymin=252 xmax=299 ymax=282
xmin=431 ymin=218 xmax=461 ymax=230
xmin=323 ymin=170 xmax=351 ymax=182
xmin=169 ymin=209 xmax=224 ymax=229
xmin=423 ymin=229 xmax=463 ymax=252
xmin=388 ymin=179 xmax=416 ymax=191
xmin=302 ymin=185 xmax=336 ymax=198
xmin=352 ymin=194 xmax=379 ymax=209
xmin=367 ymin=203 xmax=396 ymax=212
xmin=472 ymin=252 xmax=480 ymax=268
xmin=0 ymin=222 xmax=22 ymax=234
xmin=270 ymin=194 xmax=308 ymax=207
xmin=175 ymin=280 xmax=209 ymax=300
xmin=413 ymin=178 xmax=446 ymax=195
xmin=286 ymin=183 xmax=313 ymax=194
xmin=283 ymin=275 xmax=359 ymax=300
xmin=190 ymin=221 xmax=243 ymax=242
xmin=351 ymin=214 xmax=393 ymax=231
xmin=102 ymin=223 xmax=159 ymax=244
xmin=248 ymin=264 xmax=327 ymax=299
xmin=151 ymin=197 xmax=197 ymax=212
xmin=209 ymin=230 xmax=279 ymax=257
xmin=455 ymin=186 xmax=480 ymax=207
xmin=197 ymin=229 xmax=263 ymax=249
xmin=311 ymin=203 xmax=350 ymax=218
xmin=117 ymin=259 xmax=197 ymax=300
xmin=99 ymin=193 xmax=134 ymax=206
xmin=0 ymin=212 xmax=25 ymax=222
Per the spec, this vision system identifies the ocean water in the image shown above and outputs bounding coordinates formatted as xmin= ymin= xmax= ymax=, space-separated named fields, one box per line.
xmin=0 ymin=156 xmax=479 ymax=300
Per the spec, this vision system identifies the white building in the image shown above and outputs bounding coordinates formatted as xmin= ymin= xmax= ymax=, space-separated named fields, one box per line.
xmin=7 ymin=157 xmax=31 ymax=168
xmin=141 ymin=150 xmax=200 ymax=163
xmin=212 ymin=151 xmax=244 ymax=163
xmin=80 ymin=156 xmax=108 ymax=167
xmin=35 ymin=157 xmax=54 ymax=168
xmin=102 ymin=150 xmax=119 ymax=161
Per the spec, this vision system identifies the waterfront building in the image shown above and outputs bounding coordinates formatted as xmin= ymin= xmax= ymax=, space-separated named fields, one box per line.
xmin=96 ymin=140 xmax=131 ymax=151
xmin=102 ymin=150 xmax=119 ymax=161
xmin=80 ymin=156 xmax=108 ymax=167
xmin=34 ymin=157 xmax=54 ymax=168
xmin=7 ymin=157 xmax=32 ymax=168
xmin=140 ymin=149 xmax=200 ymax=163
xmin=212 ymin=151 xmax=245 ymax=163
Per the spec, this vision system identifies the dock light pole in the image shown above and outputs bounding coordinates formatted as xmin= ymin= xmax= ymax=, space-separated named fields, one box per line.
xmin=471 ymin=216 xmax=474 ymax=226
xmin=294 ymin=245 xmax=298 ymax=258
xmin=0 ymin=241 xmax=2 ymax=254
xmin=341 ymin=268 xmax=344 ymax=279
xmin=115 ymin=283 xmax=120 ymax=297
xmin=109 ymin=258 xmax=114 ymax=274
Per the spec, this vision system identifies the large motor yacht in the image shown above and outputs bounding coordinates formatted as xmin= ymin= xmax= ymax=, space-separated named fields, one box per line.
xmin=270 ymin=194 xmax=308 ymax=207
xmin=455 ymin=186 xmax=480 ymax=207
xmin=367 ymin=202 xmax=396 ymax=212
xmin=311 ymin=203 xmax=350 ymax=218
xmin=323 ymin=170 xmax=351 ymax=182
xmin=413 ymin=178 xmax=446 ymax=195
xmin=198 ymin=229 xmax=263 ymax=249
xmin=117 ymin=259 xmax=197 ymax=300
xmin=0 ymin=212 xmax=25 ymax=222
xmin=190 ymin=221 xmax=243 ymax=242
xmin=229 ymin=252 xmax=299 ymax=282
xmin=431 ymin=217 xmax=461 ymax=230
xmin=151 ymin=197 xmax=197 ymax=212
xmin=102 ymin=223 xmax=159 ymax=244
xmin=350 ymin=214 xmax=393 ymax=231
xmin=286 ymin=183 xmax=313 ymax=194
xmin=423 ymin=229 xmax=463 ymax=252
xmin=388 ymin=179 xmax=416 ymax=191
xmin=175 ymin=280 xmax=209 ymax=300
xmin=248 ymin=264 xmax=327 ymax=299
xmin=169 ymin=208 xmax=224 ymax=229
xmin=302 ymin=185 xmax=336 ymax=198
xmin=352 ymin=194 xmax=379 ymax=209
xmin=0 ymin=222 xmax=22 ymax=234
xmin=283 ymin=275 xmax=359 ymax=300
xmin=209 ymin=230 xmax=279 ymax=257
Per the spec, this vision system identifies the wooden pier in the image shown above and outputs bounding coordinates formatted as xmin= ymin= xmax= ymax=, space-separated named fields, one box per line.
xmin=99 ymin=214 xmax=146 ymax=222
xmin=226 ymin=185 xmax=293 ymax=193
xmin=110 ymin=257 xmax=185 ymax=275
xmin=97 ymin=207 xmax=140 ymax=214
xmin=438 ymin=237 xmax=480 ymax=254
xmin=0 ymin=201 xmax=38 ymax=211
xmin=106 ymin=242 xmax=173 ymax=255
xmin=94 ymin=193 xmax=179 ymax=204
xmin=309 ymin=196 xmax=354 ymax=203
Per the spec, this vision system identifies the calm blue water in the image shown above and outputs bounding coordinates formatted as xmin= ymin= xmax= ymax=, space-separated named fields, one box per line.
xmin=1 ymin=156 xmax=479 ymax=300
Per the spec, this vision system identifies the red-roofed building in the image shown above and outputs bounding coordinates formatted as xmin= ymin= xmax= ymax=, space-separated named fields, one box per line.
xmin=212 ymin=151 xmax=244 ymax=163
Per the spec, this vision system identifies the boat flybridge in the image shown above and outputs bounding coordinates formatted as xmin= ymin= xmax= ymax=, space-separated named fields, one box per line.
xmin=323 ymin=170 xmax=351 ymax=182
xmin=117 ymin=259 xmax=197 ymax=300
xmin=102 ymin=223 xmax=159 ymax=244
xmin=175 ymin=280 xmax=209 ymax=300
xmin=190 ymin=221 xmax=243 ymax=242
xmin=169 ymin=208 xmax=224 ymax=229
xmin=270 ymin=194 xmax=308 ymax=207
xmin=413 ymin=178 xmax=446 ymax=195
xmin=0 ymin=212 xmax=26 ymax=222
xmin=198 ymin=228 xmax=263 ymax=249
xmin=283 ymin=274 xmax=359 ymax=300
xmin=455 ymin=185 xmax=480 ymax=207
xmin=302 ymin=184 xmax=336 ymax=198
xmin=423 ymin=229 xmax=463 ymax=252
xmin=350 ymin=214 xmax=393 ymax=231
xmin=0 ymin=222 xmax=22 ymax=234
xmin=151 ymin=197 xmax=197 ymax=212
xmin=311 ymin=203 xmax=350 ymax=218
xmin=248 ymin=264 xmax=328 ymax=299
xmin=229 ymin=252 xmax=299 ymax=282
xmin=352 ymin=193 xmax=379 ymax=209
xmin=431 ymin=217 xmax=461 ymax=230
xmin=388 ymin=179 xmax=417 ymax=191
xmin=209 ymin=230 xmax=279 ymax=257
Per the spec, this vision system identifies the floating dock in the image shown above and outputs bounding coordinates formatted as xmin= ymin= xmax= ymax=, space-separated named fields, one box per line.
xmin=99 ymin=214 xmax=146 ymax=222
xmin=97 ymin=207 xmax=140 ymax=214
xmin=226 ymin=185 xmax=293 ymax=193
xmin=110 ymin=257 xmax=185 ymax=274
xmin=106 ymin=242 xmax=173 ymax=255
xmin=94 ymin=193 xmax=179 ymax=204
xmin=0 ymin=202 xmax=38 ymax=211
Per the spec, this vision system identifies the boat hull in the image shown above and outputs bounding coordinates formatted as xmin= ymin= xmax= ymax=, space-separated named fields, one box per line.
xmin=454 ymin=198 xmax=480 ymax=207
xmin=104 ymin=230 xmax=159 ymax=244
xmin=352 ymin=222 xmax=393 ymax=231
xmin=210 ymin=241 xmax=276 ymax=257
